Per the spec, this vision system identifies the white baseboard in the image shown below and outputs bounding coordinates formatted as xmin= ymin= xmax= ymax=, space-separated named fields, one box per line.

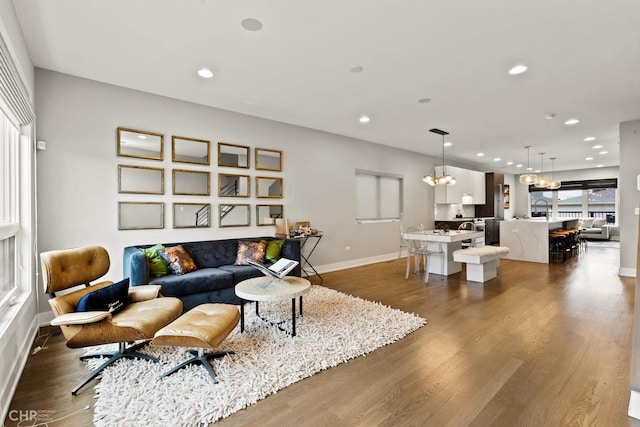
xmin=629 ymin=389 xmax=640 ymax=419
xmin=619 ymin=268 xmax=637 ymax=278
xmin=314 ymin=252 xmax=402 ymax=276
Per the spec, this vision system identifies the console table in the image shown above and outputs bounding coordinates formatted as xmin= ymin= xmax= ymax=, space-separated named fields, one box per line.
xmin=292 ymin=232 xmax=323 ymax=284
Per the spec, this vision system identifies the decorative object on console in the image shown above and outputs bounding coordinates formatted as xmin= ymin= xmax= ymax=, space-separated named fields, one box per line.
xmin=423 ymin=128 xmax=455 ymax=186
xmin=519 ymin=145 xmax=537 ymax=185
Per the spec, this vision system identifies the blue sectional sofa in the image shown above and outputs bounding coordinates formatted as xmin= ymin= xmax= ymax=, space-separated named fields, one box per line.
xmin=123 ymin=237 xmax=301 ymax=312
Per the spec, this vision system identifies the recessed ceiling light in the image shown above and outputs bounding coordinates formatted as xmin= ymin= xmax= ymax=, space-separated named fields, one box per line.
xmin=585 ymin=157 xmax=593 ymax=161
xmin=359 ymin=115 xmax=370 ymax=123
xmin=592 ymin=145 xmax=603 ymax=149
xmin=418 ymin=98 xmax=432 ymax=104
xmin=508 ymin=64 xmax=528 ymax=75
xmin=350 ymin=65 xmax=364 ymax=73
xmin=197 ymin=68 xmax=214 ymax=78
xmin=494 ymin=158 xmax=501 ymax=162
xmin=564 ymin=118 xmax=580 ymax=125
xmin=544 ymin=113 xmax=556 ymax=120
xmin=597 ymin=164 xmax=604 ymax=168
xmin=137 ymin=135 xmax=147 ymax=139
xmin=584 ymin=136 xmax=596 ymax=141
xmin=507 ymin=161 xmax=514 ymax=165
xmin=241 ymin=18 xmax=263 ymax=31
xmin=599 ymin=151 xmax=608 ymax=155
xmin=477 ymin=152 xmax=484 ymax=157
xmin=443 ymin=141 xmax=452 ymax=147
xmin=516 ymin=164 xmax=523 ymax=168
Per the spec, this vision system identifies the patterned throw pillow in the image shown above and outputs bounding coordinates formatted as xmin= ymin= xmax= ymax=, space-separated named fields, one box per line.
xmin=235 ymin=240 xmax=267 ymax=265
xmin=158 ymin=245 xmax=198 ymax=275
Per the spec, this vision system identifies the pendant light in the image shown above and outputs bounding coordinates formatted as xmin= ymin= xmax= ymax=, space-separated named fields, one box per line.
xmin=519 ymin=145 xmax=538 ymax=185
xmin=422 ymin=128 xmax=456 ymax=186
xmin=534 ymin=153 xmax=549 ymax=188
xmin=547 ymin=157 xmax=561 ymax=189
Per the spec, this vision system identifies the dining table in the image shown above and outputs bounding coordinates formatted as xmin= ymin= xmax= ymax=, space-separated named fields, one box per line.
xmin=402 ymin=229 xmax=485 ymax=276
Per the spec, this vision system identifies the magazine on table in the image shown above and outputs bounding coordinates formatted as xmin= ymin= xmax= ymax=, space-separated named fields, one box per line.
xmin=246 ymin=258 xmax=299 ymax=280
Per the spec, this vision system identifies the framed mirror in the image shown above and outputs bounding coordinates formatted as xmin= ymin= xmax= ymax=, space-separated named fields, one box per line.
xmin=255 ymin=148 xmax=283 ymax=171
xmin=219 ymin=204 xmax=250 ymax=227
xmin=256 ymin=176 xmax=284 ymax=198
xmin=218 ymin=142 xmax=249 ymax=168
xmin=118 ymin=165 xmax=164 ymax=194
xmin=118 ymin=202 xmax=164 ymax=230
xmin=117 ymin=127 xmax=164 ymax=160
xmin=256 ymin=204 xmax=284 ymax=226
xmin=173 ymin=169 xmax=210 ymax=196
xmin=173 ymin=203 xmax=211 ymax=228
xmin=172 ymin=136 xmax=210 ymax=165
xmin=218 ymin=173 xmax=250 ymax=197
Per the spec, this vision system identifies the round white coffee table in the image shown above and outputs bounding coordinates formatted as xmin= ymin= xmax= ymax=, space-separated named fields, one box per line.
xmin=235 ymin=276 xmax=311 ymax=336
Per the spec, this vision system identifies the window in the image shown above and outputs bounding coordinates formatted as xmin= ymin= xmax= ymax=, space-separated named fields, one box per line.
xmin=557 ymin=189 xmax=583 ymax=218
xmin=0 ymin=114 xmax=19 ymax=308
xmin=355 ymin=169 xmax=403 ymax=222
xmin=529 ymin=179 xmax=617 ymax=221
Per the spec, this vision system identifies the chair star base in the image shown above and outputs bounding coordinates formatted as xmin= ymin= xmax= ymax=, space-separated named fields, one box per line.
xmin=73 ymin=341 xmax=157 ymax=395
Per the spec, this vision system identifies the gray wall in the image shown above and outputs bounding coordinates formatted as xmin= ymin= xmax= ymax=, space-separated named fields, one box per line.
xmin=620 ymin=119 xmax=640 ymax=275
xmin=35 ymin=69 xmax=439 ymax=314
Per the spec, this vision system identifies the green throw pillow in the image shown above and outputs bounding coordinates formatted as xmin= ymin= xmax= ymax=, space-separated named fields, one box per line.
xmin=265 ymin=240 xmax=284 ymax=263
xmin=141 ymin=244 xmax=169 ymax=277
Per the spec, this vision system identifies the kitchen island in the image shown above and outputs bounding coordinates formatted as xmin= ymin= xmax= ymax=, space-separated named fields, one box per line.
xmin=403 ymin=229 xmax=485 ymax=275
xmin=500 ymin=218 xmax=580 ymax=263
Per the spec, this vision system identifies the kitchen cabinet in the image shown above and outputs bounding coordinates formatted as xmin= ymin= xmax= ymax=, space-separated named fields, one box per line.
xmin=434 ymin=166 xmax=486 ymax=205
xmin=475 ymin=172 xmax=504 ymax=219
xmin=483 ymin=218 xmax=499 ymax=245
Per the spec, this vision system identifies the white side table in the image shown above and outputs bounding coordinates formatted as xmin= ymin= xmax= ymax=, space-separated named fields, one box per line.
xmin=235 ymin=276 xmax=311 ymax=336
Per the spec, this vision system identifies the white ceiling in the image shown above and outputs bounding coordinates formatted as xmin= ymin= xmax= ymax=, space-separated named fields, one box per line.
xmin=12 ymin=0 xmax=640 ymax=173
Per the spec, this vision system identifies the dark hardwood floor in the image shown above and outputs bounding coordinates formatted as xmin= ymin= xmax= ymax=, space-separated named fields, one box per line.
xmin=5 ymin=242 xmax=639 ymax=426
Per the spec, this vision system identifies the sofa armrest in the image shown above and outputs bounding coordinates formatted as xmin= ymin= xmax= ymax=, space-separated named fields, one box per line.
xmin=128 ymin=285 xmax=161 ymax=302
xmin=281 ymin=238 xmax=301 ymax=276
xmin=123 ymin=246 xmax=149 ymax=287
xmin=51 ymin=311 xmax=111 ymax=326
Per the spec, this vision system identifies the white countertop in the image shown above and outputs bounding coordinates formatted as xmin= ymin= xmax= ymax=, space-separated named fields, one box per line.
xmin=403 ymin=229 xmax=485 ymax=243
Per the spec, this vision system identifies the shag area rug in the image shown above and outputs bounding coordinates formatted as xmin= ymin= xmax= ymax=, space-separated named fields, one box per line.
xmin=87 ymin=285 xmax=425 ymax=426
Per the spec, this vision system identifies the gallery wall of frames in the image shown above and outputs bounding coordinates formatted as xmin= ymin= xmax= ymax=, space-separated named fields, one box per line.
xmin=116 ymin=127 xmax=284 ymax=230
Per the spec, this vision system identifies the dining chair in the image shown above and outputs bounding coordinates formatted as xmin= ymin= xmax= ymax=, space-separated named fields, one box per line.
xmin=405 ymin=226 xmax=439 ymax=283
